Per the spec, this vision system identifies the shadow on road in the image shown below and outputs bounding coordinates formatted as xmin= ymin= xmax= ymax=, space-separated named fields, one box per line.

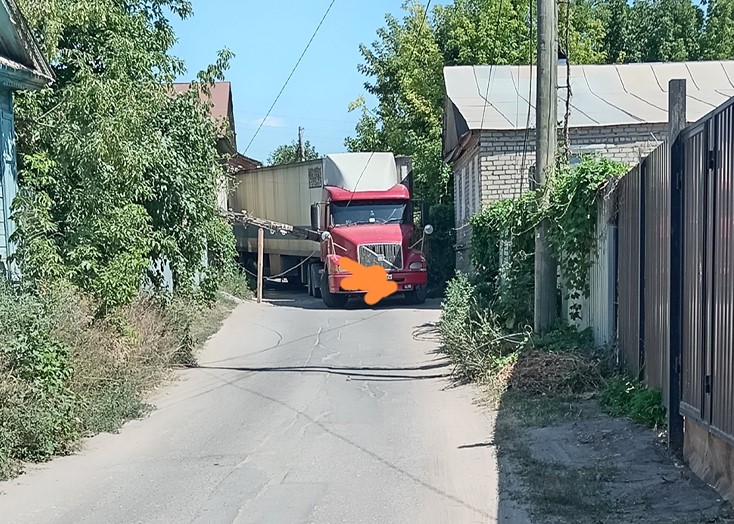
xmin=258 ymin=283 xmax=442 ymax=311
xmin=190 ymin=360 xmax=452 ymax=381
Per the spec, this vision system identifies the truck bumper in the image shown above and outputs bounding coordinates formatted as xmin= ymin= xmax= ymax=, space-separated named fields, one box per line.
xmin=329 ymin=270 xmax=428 ymax=294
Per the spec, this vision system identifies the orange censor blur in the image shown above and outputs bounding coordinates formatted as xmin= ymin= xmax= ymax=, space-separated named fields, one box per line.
xmin=337 ymin=256 xmax=398 ymax=305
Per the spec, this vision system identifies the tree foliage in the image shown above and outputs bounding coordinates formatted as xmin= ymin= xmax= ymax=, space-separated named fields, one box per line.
xmin=350 ymin=0 xmax=734 ymax=294
xmin=13 ymin=0 xmax=237 ymax=310
xmin=350 ymin=0 xmax=734 ymax=206
xmin=267 ymin=140 xmax=320 ymax=166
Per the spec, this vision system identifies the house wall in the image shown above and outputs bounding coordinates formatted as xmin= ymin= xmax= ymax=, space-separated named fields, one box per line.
xmin=452 ymin=133 xmax=480 ymax=273
xmin=0 ymin=88 xmax=16 ymax=278
xmin=452 ymin=122 xmax=669 ymax=272
xmin=478 ymin=123 xmax=669 ymax=204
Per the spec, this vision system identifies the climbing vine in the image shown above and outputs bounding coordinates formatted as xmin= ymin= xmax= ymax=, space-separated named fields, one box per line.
xmin=469 ymin=191 xmax=538 ymax=327
xmin=469 ymin=155 xmax=627 ymax=325
xmin=547 ymin=156 xmax=628 ymax=317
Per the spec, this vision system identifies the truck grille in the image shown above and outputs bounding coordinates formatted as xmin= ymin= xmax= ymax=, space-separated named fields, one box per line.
xmin=357 ymin=243 xmax=403 ymax=271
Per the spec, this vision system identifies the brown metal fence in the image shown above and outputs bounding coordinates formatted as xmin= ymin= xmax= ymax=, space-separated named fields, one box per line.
xmin=643 ymin=144 xmax=671 ymax=405
xmin=616 ymin=142 xmax=670 ymax=406
xmin=617 ymin=94 xmax=734 ymax=446
xmin=616 ymin=164 xmax=643 ymax=377
xmin=675 ymin=99 xmax=734 ymax=444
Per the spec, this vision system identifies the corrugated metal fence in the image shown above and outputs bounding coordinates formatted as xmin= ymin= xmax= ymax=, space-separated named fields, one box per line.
xmin=615 ymin=142 xmax=671 ymax=406
xmin=613 ymin=95 xmax=734 ymax=444
xmin=674 ymin=99 xmax=734 ymax=444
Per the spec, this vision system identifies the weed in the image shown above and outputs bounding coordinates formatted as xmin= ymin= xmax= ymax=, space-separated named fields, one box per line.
xmin=438 ymin=274 xmax=527 ymax=383
xmin=219 ymin=266 xmax=253 ymax=301
xmin=0 ymin=284 xmax=236 ymax=480
xmin=599 ymin=376 xmax=666 ymax=429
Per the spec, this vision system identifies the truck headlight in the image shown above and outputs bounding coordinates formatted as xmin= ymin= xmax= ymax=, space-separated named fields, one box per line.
xmin=409 ymin=261 xmax=424 ymax=270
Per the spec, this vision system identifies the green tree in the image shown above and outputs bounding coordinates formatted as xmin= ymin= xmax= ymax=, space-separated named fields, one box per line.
xmin=266 ymin=140 xmax=320 ymax=166
xmin=13 ymin=0 xmax=236 ymax=309
xmin=701 ymin=0 xmax=734 ymax=59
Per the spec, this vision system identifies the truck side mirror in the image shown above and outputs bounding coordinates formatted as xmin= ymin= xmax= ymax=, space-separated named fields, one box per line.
xmin=310 ymin=203 xmax=320 ymax=231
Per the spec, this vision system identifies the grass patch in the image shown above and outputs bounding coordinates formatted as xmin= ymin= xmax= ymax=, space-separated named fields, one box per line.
xmin=599 ymin=376 xmax=666 ymax=429
xmin=0 ymin=285 xmax=236 ymax=480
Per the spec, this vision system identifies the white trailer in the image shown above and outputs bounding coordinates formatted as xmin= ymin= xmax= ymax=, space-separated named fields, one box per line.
xmin=230 ymin=154 xmax=413 ymax=287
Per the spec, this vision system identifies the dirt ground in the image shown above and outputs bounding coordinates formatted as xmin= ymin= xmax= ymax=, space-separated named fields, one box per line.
xmin=493 ymin=393 xmax=734 ymax=524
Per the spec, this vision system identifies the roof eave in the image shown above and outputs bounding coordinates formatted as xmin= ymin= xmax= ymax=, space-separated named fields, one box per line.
xmin=0 ymin=60 xmax=52 ymax=90
xmin=444 ymin=130 xmax=474 ymax=164
xmin=3 ymin=0 xmax=55 ymax=82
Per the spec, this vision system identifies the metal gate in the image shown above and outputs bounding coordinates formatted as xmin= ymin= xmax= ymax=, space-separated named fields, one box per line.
xmin=676 ymin=99 xmax=734 ymax=445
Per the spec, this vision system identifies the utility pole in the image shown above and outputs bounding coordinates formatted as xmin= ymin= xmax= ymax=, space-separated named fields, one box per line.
xmin=534 ymin=0 xmax=558 ymax=333
xmin=297 ymin=126 xmax=304 ymax=162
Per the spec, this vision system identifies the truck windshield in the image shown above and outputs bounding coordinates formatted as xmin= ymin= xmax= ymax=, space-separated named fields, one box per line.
xmin=331 ymin=201 xmax=407 ymax=227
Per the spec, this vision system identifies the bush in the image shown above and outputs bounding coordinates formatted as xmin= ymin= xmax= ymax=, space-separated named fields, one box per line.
xmin=0 ymin=282 xmax=229 ymax=479
xmin=470 ymin=193 xmax=537 ymax=329
xmin=439 ymin=274 xmax=527 ymax=382
xmin=218 ymin=265 xmax=253 ymax=300
xmin=599 ymin=376 xmax=666 ymax=428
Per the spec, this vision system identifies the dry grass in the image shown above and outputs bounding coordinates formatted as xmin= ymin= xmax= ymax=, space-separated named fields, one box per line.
xmin=507 ymin=351 xmax=605 ymax=396
xmin=0 ymin=286 xmax=236 ymax=479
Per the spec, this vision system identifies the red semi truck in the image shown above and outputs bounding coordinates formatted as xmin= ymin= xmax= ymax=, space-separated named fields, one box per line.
xmin=230 ymin=152 xmax=433 ymax=307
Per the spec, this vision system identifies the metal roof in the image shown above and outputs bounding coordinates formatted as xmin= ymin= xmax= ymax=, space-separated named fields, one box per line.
xmin=444 ymin=61 xmax=734 ymax=131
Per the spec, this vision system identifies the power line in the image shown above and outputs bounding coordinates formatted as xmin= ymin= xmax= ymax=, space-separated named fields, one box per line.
xmin=478 ymin=0 xmax=507 ymax=131
xmin=243 ymin=0 xmax=337 ymax=155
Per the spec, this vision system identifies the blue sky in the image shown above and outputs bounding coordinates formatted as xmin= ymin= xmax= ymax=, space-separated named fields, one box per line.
xmin=169 ymin=0 xmax=411 ymax=162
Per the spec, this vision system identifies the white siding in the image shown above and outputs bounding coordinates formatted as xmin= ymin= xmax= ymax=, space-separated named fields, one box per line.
xmin=562 ymin=190 xmax=617 ymax=346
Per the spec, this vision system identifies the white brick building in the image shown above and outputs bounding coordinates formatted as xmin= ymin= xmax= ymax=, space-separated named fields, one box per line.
xmin=443 ymin=61 xmax=734 ymax=271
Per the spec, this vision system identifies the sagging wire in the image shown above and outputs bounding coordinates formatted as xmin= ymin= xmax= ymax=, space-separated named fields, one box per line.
xmin=240 ymin=250 xmax=319 ymax=281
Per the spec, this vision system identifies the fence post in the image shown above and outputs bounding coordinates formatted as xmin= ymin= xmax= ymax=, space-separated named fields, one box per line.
xmin=668 ymin=78 xmax=686 ymax=457
xmin=257 ymin=227 xmax=264 ymax=304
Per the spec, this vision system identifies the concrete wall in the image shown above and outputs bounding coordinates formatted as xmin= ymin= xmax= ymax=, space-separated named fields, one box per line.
xmin=451 ymin=122 xmax=669 ymax=271
xmin=684 ymin=418 xmax=734 ymax=503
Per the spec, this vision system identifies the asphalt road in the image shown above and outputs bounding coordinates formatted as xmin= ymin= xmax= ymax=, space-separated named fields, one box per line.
xmin=0 ymin=290 xmax=500 ymax=524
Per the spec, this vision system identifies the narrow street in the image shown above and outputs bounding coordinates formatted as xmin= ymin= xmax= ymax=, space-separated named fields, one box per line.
xmin=0 ymin=291 xmax=500 ymax=523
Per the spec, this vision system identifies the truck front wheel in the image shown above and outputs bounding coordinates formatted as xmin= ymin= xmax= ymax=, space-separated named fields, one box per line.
xmin=321 ymin=270 xmax=348 ymax=308
xmin=404 ymin=285 xmax=427 ymax=305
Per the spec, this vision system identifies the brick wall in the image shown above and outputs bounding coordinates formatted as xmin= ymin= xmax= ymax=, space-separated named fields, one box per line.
xmin=478 ymin=122 xmax=669 ymax=205
xmin=451 ymin=122 xmax=669 ymax=272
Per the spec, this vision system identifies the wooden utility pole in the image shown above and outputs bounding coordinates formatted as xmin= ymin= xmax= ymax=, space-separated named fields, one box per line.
xmin=257 ymin=227 xmax=264 ymax=303
xmin=297 ymin=126 xmax=304 ymax=162
xmin=534 ymin=0 xmax=559 ymax=333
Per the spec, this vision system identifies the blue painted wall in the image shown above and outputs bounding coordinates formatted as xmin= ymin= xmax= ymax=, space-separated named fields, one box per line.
xmin=0 ymin=87 xmax=16 ymax=278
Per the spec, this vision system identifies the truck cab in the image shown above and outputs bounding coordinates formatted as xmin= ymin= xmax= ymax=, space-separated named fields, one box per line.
xmin=310 ymin=153 xmax=432 ymax=308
